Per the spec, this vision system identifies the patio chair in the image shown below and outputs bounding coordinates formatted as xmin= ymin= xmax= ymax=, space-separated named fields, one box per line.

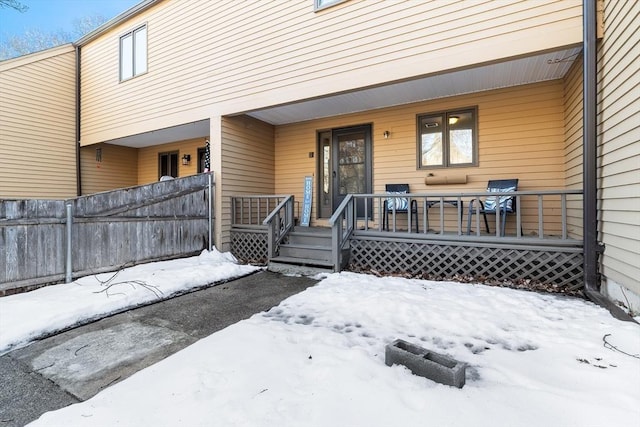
xmin=383 ymin=184 xmax=418 ymax=233
xmin=466 ymin=179 xmax=519 ymax=236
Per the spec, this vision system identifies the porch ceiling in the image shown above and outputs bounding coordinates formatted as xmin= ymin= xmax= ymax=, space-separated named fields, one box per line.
xmin=105 ymin=119 xmax=210 ymax=148
xmin=245 ymin=47 xmax=582 ymax=126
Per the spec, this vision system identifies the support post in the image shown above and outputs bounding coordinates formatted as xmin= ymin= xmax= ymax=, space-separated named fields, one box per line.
xmin=208 ymin=172 xmax=214 ymax=251
xmin=65 ymin=202 xmax=73 ymax=283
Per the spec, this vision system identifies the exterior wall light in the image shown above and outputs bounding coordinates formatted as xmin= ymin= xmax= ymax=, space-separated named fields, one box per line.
xmin=383 ymin=130 xmax=390 ymax=139
xmin=182 ymin=154 xmax=191 ymax=165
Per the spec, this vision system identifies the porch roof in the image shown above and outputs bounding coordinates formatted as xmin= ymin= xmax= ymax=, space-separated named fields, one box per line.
xmin=244 ymin=46 xmax=582 ymax=126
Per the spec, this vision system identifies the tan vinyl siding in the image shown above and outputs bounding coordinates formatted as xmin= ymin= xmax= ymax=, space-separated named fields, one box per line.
xmin=219 ymin=115 xmax=275 ymax=248
xmin=80 ymin=143 xmax=138 ymax=194
xmin=598 ymin=0 xmax=640 ymax=296
xmin=138 ymin=137 xmax=207 ymax=185
xmin=563 ymin=56 xmax=583 ymax=239
xmin=275 ymin=80 xmax=568 ymax=234
xmin=0 ymin=45 xmax=77 ymax=199
xmin=79 ymin=0 xmax=582 ymax=146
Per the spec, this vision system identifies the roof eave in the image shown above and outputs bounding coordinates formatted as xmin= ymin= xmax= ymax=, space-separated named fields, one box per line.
xmin=74 ymin=0 xmax=161 ymax=47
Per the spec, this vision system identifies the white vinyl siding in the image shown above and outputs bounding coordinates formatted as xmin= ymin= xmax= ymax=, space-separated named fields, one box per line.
xmin=219 ymin=116 xmax=275 ymax=249
xmin=0 ymin=45 xmax=77 ymax=199
xmin=563 ymin=57 xmax=583 ymax=240
xmin=80 ymin=0 xmax=582 ymax=146
xmin=597 ymin=0 xmax=640 ymax=297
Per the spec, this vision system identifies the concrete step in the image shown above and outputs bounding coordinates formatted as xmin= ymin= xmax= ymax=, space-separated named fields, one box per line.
xmin=267 ymin=260 xmax=334 ymax=276
xmin=269 ymin=255 xmax=334 ymax=269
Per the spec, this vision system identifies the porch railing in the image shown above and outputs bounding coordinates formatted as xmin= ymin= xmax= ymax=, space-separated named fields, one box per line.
xmin=262 ymin=196 xmax=295 ymax=258
xmin=328 ymin=194 xmax=357 ymax=270
xmin=230 ymin=189 xmax=583 ymax=276
xmin=231 ymin=195 xmax=293 ymax=228
xmin=353 ymin=189 xmax=583 ymax=243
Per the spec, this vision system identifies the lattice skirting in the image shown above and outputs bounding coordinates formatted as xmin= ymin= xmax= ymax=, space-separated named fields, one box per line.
xmin=231 ymin=230 xmax=268 ymax=264
xmin=349 ymin=237 xmax=583 ymax=288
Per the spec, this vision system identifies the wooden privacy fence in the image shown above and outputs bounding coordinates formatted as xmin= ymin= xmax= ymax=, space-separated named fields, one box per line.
xmin=0 ymin=174 xmax=214 ymax=295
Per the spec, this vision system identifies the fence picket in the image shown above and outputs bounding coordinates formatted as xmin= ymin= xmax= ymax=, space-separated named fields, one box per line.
xmin=0 ymin=174 xmax=213 ymax=295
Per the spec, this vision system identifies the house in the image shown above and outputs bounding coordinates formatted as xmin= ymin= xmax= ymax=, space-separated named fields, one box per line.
xmin=0 ymin=0 xmax=638 ymax=315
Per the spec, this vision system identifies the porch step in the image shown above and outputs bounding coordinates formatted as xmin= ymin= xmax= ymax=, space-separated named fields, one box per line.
xmin=279 ymin=243 xmax=332 ymax=262
xmin=267 ymin=226 xmax=347 ymax=275
xmin=287 ymin=228 xmax=332 ymax=246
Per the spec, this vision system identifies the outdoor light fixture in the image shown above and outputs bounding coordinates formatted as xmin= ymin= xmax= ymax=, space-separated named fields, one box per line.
xmin=383 ymin=130 xmax=390 ymax=139
xmin=182 ymin=154 xmax=191 ymax=165
xmin=448 ymin=116 xmax=460 ymax=125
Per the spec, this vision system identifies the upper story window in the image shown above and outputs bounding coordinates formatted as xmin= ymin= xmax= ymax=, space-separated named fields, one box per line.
xmin=417 ymin=107 xmax=478 ymax=169
xmin=314 ymin=0 xmax=347 ymax=11
xmin=120 ymin=25 xmax=147 ymax=81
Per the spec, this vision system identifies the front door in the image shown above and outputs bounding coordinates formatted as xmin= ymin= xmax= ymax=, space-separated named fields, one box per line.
xmin=327 ymin=125 xmax=372 ymax=218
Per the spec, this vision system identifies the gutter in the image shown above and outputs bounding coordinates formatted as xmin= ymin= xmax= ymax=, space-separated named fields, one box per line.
xmin=75 ymin=45 xmax=82 ymax=196
xmin=74 ymin=0 xmax=160 ymax=47
xmin=582 ymin=0 xmax=634 ymax=322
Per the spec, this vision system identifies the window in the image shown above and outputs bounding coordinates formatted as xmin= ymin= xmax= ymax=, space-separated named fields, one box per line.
xmin=417 ymin=108 xmax=477 ymax=169
xmin=197 ymin=147 xmax=207 ymax=173
xmin=314 ymin=0 xmax=347 ymax=11
xmin=158 ymin=151 xmax=178 ymax=179
xmin=120 ymin=25 xmax=147 ymax=81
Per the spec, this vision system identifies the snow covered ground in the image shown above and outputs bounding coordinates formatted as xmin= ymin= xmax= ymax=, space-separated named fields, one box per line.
xmin=1 ymin=251 xmax=638 ymax=426
xmin=0 ymin=249 xmax=261 ymax=355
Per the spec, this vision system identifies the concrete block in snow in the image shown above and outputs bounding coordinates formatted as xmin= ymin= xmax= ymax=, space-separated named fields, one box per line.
xmin=385 ymin=339 xmax=466 ymax=388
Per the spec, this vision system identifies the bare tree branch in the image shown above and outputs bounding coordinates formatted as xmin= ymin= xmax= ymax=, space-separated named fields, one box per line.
xmin=0 ymin=14 xmax=107 ymax=60
xmin=0 ymin=0 xmax=28 ymax=13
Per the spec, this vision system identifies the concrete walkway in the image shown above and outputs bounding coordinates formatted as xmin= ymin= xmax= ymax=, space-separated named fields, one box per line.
xmin=0 ymin=271 xmax=317 ymax=427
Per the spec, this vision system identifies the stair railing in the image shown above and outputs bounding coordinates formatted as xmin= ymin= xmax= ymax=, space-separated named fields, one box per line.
xmin=328 ymin=194 xmax=356 ymax=271
xmin=262 ymin=195 xmax=295 ymax=260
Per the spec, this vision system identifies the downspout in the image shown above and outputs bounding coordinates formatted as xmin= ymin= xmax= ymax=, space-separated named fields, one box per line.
xmin=582 ymin=0 xmax=634 ymax=322
xmin=583 ymin=0 xmax=598 ymax=292
xmin=75 ymin=45 xmax=82 ymax=196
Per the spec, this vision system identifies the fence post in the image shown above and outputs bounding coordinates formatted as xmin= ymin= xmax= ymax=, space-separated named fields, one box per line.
xmin=208 ymin=172 xmax=214 ymax=251
xmin=65 ymin=202 xmax=73 ymax=283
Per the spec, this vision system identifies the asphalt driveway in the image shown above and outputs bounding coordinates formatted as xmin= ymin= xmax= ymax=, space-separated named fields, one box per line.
xmin=0 ymin=271 xmax=318 ymax=427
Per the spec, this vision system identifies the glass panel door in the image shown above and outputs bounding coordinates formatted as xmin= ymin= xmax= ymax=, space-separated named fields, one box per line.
xmin=332 ymin=125 xmax=372 ymax=218
xmin=318 ymin=131 xmax=333 ymax=218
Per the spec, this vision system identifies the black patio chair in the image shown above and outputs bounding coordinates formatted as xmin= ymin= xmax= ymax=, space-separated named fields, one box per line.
xmin=466 ymin=179 xmax=519 ymax=236
xmin=383 ymin=184 xmax=418 ymax=233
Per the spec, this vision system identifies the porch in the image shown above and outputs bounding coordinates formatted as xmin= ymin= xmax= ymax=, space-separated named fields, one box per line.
xmin=230 ymin=189 xmax=584 ymax=290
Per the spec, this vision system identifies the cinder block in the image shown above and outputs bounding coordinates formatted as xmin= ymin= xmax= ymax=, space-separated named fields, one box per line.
xmin=385 ymin=339 xmax=466 ymax=388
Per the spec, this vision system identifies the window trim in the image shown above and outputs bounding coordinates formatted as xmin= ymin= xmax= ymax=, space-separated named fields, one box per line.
xmin=314 ymin=0 xmax=347 ymax=11
xmin=416 ymin=106 xmax=479 ymax=170
xmin=119 ymin=23 xmax=148 ymax=82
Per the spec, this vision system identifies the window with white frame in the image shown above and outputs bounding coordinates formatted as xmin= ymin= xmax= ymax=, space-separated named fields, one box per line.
xmin=417 ymin=108 xmax=478 ymax=169
xmin=120 ymin=25 xmax=147 ymax=81
xmin=314 ymin=0 xmax=347 ymax=11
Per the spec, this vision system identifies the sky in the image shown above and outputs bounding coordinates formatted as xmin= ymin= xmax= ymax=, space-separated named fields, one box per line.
xmin=0 ymin=0 xmax=141 ymax=41
xmin=1 ymin=249 xmax=638 ymax=426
